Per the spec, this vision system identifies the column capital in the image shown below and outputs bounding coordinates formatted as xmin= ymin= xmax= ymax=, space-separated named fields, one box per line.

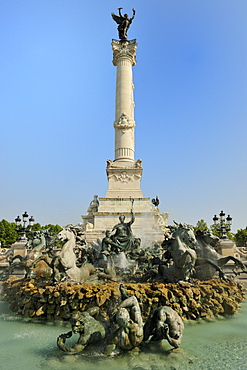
xmin=111 ymin=39 xmax=138 ymax=66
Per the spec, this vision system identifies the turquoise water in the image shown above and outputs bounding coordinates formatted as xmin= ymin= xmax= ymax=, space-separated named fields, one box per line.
xmin=0 ymin=299 xmax=247 ymax=370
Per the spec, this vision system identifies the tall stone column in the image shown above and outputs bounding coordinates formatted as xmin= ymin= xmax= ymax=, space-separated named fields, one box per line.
xmin=113 ymin=39 xmax=136 ymax=162
xmin=105 ymin=39 xmax=143 ymax=198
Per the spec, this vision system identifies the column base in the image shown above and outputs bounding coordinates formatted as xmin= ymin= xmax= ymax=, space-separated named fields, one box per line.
xmin=106 ymin=158 xmax=143 ymax=198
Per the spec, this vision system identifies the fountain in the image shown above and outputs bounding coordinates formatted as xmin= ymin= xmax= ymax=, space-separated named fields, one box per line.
xmin=0 ymin=219 xmax=246 ymax=335
xmin=1 ymin=8 xmax=247 ymax=369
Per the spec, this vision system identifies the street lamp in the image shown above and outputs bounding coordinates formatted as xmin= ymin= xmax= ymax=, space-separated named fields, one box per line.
xmin=15 ymin=211 xmax=35 ymax=241
xmin=213 ymin=210 xmax=232 ymax=239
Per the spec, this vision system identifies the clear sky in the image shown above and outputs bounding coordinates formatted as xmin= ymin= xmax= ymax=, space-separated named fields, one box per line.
xmin=0 ymin=0 xmax=247 ymax=232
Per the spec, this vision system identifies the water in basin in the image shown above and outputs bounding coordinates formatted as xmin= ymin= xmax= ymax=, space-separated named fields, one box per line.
xmin=0 ymin=298 xmax=247 ymax=370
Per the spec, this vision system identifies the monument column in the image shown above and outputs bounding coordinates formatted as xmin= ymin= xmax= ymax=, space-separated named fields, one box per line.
xmin=81 ymin=11 xmax=169 ymax=243
xmin=112 ymin=40 xmax=137 ymax=162
xmin=105 ymin=39 xmax=143 ymax=198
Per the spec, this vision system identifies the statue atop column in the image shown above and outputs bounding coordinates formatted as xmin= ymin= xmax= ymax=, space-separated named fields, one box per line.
xmin=111 ymin=8 xmax=136 ymax=41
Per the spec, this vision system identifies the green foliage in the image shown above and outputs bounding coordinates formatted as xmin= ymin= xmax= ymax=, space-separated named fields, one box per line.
xmin=193 ymin=219 xmax=234 ymax=240
xmin=41 ymin=224 xmax=63 ymax=234
xmin=28 ymin=223 xmax=42 ymax=232
xmin=41 ymin=224 xmax=63 ymax=248
xmin=210 ymin=224 xmax=222 ymax=238
xmin=194 ymin=219 xmax=209 ymax=233
xmin=26 ymin=223 xmax=62 ymax=234
xmin=0 ymin=219 xmax=63 ymax=248
xmin=210 ymin=224 xmax=234 ymax=240
xmin=234 ymin=228 xmax=247 ymax=248
xmin=0 ymin=219 xmax=19 ymax=248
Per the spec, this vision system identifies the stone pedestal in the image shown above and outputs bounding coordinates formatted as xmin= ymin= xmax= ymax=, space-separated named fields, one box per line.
xmin=11 ymin=241 xmax=28 ymax=258
xmin=105 ymin=159 xmax=143 ymax=198
xmin=11 ymin=241 xmax=27 ymax=276
xmin=0 ymin=241 xmax=27 ymax=278
xmin=217 ymin=239 xmax=235 ymax=256
xmin=82 ymin=197 xmax=168 ymax=245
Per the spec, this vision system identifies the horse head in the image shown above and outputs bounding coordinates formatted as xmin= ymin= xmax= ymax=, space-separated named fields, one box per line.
xmin=196 ymin=229 xmax=219 ymax=248
xmin=57 ymin=227 xmax=76 ymax=242
xmin=172 ymin=221 xmax=197 ymax=248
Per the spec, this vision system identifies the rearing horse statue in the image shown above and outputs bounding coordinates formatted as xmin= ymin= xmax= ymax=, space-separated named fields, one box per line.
xmin=194 ymin=229 xmax=247 ymax=280
xmin=161 ymin=222 xmax=197 ymax=282
xmin=49 ymin=228 xmax=95 ymax=284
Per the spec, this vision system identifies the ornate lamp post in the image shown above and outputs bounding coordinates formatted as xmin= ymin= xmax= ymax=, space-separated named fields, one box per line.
xmin=15 ymin=211 xmax=35 ymax=241
xmin=212 ymin=211 xmax=232 ymax=239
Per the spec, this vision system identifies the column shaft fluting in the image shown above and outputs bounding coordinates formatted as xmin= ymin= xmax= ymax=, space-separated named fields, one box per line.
xmin=112 ymin=40 xmax=137 ymax=162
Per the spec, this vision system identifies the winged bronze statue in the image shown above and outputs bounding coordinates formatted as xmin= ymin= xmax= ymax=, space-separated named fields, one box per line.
xmin=111 ymin=8 xmax=136 ymax=41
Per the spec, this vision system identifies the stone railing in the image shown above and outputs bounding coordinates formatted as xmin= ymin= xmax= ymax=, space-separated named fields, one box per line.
xmin=0 ymin=248 xmax=12 ymax=263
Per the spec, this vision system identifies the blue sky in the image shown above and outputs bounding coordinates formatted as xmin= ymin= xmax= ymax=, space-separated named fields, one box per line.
xmin=0 ymin=0 xmax=247 ymax=232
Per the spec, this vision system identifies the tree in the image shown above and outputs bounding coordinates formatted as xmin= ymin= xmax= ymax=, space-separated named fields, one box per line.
xmin=41 ymin=224 xmax=63 ymax=234
xmin=41 ymin=224 xmax=63 ymax=248
xmin=0 ymin=219 xmax=63 ymax=248
xmin=0 ymin=219 xmax=19 ymax=248
xmin=194 ymin=219 xmax=209 ymax=233
xmin=234 ymin=228 xmax=247 ymax=248
xmin=210 ymin=224 xmax=234 ymax=241
xmin=193 ymin=219 xmax=234 ymax=240
xmin=25 ymin=223 xmax=62 ymax=234
xmin=28 ymin=223 xmax=42 ymax=232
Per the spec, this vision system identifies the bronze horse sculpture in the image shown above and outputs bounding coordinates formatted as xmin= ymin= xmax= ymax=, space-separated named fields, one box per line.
xmin=32 ymin=228 xmax=95 ymax=284
xmin=161 ymin=222 xmax=197 ymax=282
xmin=161 ymin=224 xmax=247 ymax=282
xmin=0 ymin=230 xmax=49 ymax=280
xmin=193 ymin=229 xmax=247 ymax=280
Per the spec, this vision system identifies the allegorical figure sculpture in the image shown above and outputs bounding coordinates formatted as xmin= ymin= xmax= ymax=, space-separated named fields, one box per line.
xmin=143 ymin=306 xmax=184 ymax=349
xmin=104 ymin=284 xmax=143 ymax=354
xmin=111 ymin=8 xmax=136 ymax=41
xmin=101 ymin=229 xmax=123 ymax=255
xmin=57 ymin=307 xmax=106 ymax=353
xmin=111 ymin=199 xmax=135 ymax=251
xmin=87 ymin=195 xmax=99 ymax=214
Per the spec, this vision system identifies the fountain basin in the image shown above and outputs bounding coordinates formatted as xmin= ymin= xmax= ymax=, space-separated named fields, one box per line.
xmin=2 ymin=276 xmax=245 ymax=321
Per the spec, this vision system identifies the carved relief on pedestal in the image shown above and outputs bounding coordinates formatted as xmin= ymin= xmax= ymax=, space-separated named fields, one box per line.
xmin=80 ymin=222 xmax=94 ymax=232
xmin=108 ymin=171 xmax=141 ymax=183
xmin=234 ymin=245 xmax=247 ymax=261
xmin=106 ymin=159 xmax=142 ymax=170
xmin=153 ymin=209 xmax=169 ymax=233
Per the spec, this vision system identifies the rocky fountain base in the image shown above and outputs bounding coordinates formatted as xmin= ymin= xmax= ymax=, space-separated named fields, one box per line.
xmin=2 ymin=276 xmax=245 ymax=322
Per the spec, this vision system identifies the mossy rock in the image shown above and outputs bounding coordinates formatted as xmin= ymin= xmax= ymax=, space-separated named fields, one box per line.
xmin=1 ymin=276 xmax=246 ymax=322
